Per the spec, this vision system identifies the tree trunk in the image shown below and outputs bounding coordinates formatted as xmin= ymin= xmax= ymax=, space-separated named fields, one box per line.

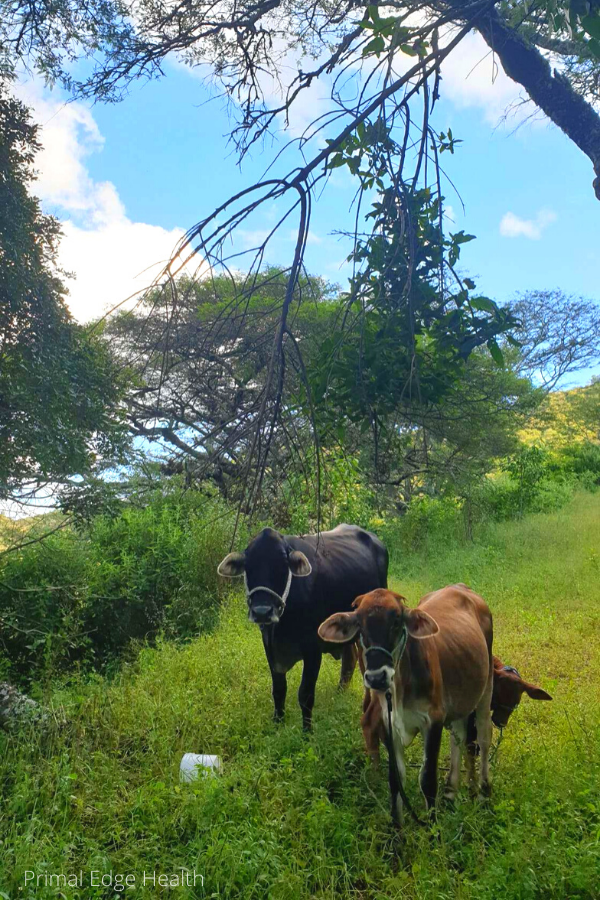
xmin=469 ymin=6 xmax=600 ymax=200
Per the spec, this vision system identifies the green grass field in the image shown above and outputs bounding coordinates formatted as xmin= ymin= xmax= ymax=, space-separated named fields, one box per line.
xmin=2 ymin=493 xmax=600 ymax=899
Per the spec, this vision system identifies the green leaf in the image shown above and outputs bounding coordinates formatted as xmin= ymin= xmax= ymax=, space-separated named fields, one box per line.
xmin=487 ymin=339 xmax=504 ymax=366
xmin=470 ymin=296 xmax=497 ymax=313
xmin=327 ymin=154 xmax=346 ymax=169
xmin=363 ymin=36 xmax=385 ymax=56
xmin=505 ymin=334 xmax=522 ymax=348
xmin=581 ymin=14 xmax=600 ymax=40
xmin=451 ymin=231 xmax=476 ymax=246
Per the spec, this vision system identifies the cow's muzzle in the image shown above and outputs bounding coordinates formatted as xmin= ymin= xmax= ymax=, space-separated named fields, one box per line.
xmin=249 ymin=603 xmax=281 ymax=624
xmin=364 ymin=666 xmax=394 ymax=692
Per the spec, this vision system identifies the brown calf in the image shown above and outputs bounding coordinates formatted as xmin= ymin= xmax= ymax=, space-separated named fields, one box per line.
xmin=318 ymin=584 xmax=494 ymax=822
xmin=465 ymin=656 xmax=552 ymax=752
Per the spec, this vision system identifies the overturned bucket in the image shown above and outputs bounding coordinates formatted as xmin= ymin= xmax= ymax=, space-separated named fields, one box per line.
xmin=179 ymin=753 xmax=223 ymax=783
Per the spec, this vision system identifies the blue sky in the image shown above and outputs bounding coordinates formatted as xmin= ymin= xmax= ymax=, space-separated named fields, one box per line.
xmin=16 ymin=31 xmax=600 ymax=380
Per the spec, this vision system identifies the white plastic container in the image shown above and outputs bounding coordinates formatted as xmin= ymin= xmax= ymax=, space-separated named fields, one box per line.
xmin=179 ymin=753 xmax=223 ymax=783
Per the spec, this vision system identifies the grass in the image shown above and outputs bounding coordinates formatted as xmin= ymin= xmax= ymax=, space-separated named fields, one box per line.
xmin=1 ymin=493 xmax=600 ymax=899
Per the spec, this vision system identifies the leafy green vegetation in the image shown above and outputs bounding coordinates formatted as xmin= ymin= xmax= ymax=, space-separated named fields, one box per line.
xmin=1 ymin=492 xmax=599 ymax=899
xmin=0 ymin=87 xmax=129 ymax=502
xmin=0 ymin=483 xmax=240 ymax=682
xmin=2 ymin=430 xmax=599 ymax=685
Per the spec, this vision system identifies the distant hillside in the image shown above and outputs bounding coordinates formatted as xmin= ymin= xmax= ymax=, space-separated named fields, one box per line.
xmin=0 ymin=512 xmax=67 ymax=552
xmin=520 ymin=381 xmax=600 ymax=450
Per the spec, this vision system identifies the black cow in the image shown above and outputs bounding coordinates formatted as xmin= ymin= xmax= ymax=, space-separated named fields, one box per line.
xmin=217 ymin=524 xmax=388 ymax=729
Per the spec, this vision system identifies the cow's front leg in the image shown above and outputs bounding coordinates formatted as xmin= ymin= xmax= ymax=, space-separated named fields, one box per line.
xmin=420 ymin=721 xmax=443 ymax=813
xmin=475 ymin=673 xmax=493 ymax=798
xmin=298 ymin=650 xmax=322 ymax=731
xmin=271 ymin=670 xmax=287 ymax=723
xmin=262 ymin=629 xmax=287 ymax=723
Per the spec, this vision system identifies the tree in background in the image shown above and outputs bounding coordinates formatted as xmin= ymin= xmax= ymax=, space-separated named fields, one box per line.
xmin=3 ymin=0 xmax=600 ymax=518
xmin=108 ymin=269 xmax=340 ymax=509
xmin=109 ymin=269 xmax=541 ymax=522
xmin=508 ymin=291 xmax=600 ymax=390
xmin=0 ymin=86 xmax=129 ymax=512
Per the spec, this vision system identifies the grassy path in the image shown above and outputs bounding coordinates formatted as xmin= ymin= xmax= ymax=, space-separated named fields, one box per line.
xmin=1 ymin=494 xmax=600 ymax=898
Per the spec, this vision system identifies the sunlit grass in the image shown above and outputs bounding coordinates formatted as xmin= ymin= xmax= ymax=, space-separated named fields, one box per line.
xmin=1 ymin=493 xmax=599 ymax=898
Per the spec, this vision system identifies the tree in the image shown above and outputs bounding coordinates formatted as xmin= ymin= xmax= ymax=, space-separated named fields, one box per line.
xmin=108 ymin=269 xmax=339 ymax=506
xmin=109 ymin=270 xmax=538 ymax=521
xmin=0 ymin=85 xmax=128 ymax=507
xmin=506 ymin=291 xmax=600 ymax=389
xmin=5 ymin=0 xmax=598 ymax=512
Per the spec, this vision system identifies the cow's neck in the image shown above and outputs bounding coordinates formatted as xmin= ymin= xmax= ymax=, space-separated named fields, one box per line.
xmin=393 ymin=638 xmax=422 ymax=709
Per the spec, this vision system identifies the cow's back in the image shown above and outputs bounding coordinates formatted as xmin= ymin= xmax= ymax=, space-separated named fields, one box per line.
xmin=416 ymin=584 xmax=492 ymax=721
xmin=297 ymin=525 xmax=387 ymax=613
xmin=272 ymin=525 xmax=388 ymax=651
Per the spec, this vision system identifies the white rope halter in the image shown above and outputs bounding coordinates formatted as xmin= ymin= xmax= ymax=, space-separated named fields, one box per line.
xmin=244 ymin=568 xmax=293 ymax=612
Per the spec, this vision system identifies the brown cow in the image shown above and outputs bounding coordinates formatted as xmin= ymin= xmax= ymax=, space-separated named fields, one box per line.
xmin=318 ymin=584 xmax=494 ymax=823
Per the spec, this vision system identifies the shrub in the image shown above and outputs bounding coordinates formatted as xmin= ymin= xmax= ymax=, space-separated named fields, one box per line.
xmin=0 ymin=482 xmax=241 ymax=683
xmin=557 ymin=441 xmax=600 ymax=481
xmin=378 ymin=495 xmax=464 ymax=557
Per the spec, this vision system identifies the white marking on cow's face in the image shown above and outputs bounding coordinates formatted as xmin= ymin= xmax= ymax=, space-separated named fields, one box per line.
xmin=364 ymin=665 xmax=395 ymax=692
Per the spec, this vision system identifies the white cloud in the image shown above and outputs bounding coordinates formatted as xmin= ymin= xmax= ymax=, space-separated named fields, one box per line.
xmin=288 ymin=229 xmax=322 ymax=245
xmin=444 ymin=204 xmax=457 ymax=224
xmin=15 ymin=80 xmax=187 ymax=323
xmin=499 ymin=208 xmax=557 ymax=239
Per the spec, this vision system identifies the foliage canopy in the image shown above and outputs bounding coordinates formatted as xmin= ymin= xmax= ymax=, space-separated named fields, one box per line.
xmin=0 ymin=86 xmax=129 ymax=504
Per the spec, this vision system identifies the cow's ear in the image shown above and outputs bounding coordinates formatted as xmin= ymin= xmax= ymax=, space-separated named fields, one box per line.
xmin=521 ymin=680 xmax=552 ymax=701
xmin=352 ymin=594 xmax=365 ymax=609
xmin=217 ymin=552 xmax=245 ymax=577
xmin=288 ymin=550 xmax=312 ymax=577
xmin=318 ymin=612 xmax=360 ymax=643
xmin=404 ymin=608 xmax=439 ymax=639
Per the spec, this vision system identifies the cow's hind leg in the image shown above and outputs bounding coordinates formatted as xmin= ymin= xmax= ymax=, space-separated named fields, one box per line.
xmin=420 ymin=721 xmax=443 ymax=813
xmin=339 ymin=642 xmax=357 ymax=689
xmin=298 ymin=650 xmax=322 ymax=731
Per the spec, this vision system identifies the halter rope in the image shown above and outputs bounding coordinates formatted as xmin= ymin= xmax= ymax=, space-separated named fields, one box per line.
xmin=361 ymin=628 xmax=425 ymax=827
xmin=244 ymin=568 xmax=293 ymax=613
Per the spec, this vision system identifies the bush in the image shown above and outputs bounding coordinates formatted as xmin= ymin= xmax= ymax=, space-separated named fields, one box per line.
xmin=378 ymin=495 xmax=464 ymax=557
xmin=0 ymin=482 xmax=241 ymax=683
xmin=557 ymin=441 xmax=600 ymax=481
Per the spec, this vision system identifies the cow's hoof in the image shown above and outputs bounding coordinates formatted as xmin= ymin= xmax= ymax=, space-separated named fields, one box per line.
xmin=443 ymin=789 xmax=456 ymax=804
xmin=273 ymin=712 xmax=285 ymax=725
xmin=478 ymin=782 xmax=492 ymax=801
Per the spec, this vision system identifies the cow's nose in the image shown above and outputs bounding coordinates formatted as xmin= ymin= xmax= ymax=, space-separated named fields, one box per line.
xmin=365 ymin=671 xmax=389 ymax=692
xmin=252 ymin=604 xmax=273 ymax=622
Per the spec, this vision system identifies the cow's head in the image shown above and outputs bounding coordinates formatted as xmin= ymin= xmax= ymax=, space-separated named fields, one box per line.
xmin=318 ymin=588 xmax=438 ymax=693
xmin=491 ymin=658 xmax=552 ymax=728
xmin=217 ymin=527 xmax=312 ymax=625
